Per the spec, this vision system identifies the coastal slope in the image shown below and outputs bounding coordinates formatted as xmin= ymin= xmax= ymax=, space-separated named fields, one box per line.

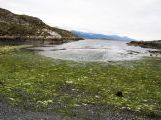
xmin=0 ymin=8 xmax=81 ymax=44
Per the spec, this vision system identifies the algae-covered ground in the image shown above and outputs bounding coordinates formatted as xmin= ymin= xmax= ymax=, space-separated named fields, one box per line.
xmin=0 ymin=46 xmax=161 ymax=119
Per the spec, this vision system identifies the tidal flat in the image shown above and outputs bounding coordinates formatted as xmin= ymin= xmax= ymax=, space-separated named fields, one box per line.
xmin=0 ymin=45 xmax=161 ymax=119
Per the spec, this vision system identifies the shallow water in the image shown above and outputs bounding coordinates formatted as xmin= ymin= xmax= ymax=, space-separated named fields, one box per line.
xmin=31 ymin=39 xmax=159 ymax=62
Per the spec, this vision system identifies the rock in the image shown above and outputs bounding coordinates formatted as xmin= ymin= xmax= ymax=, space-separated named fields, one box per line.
xmin=116 ymin=91 xmax=124 ymax=97
xmin=0 ymin=81 xmax=4 ymax=86
xmin=127 ymin=40 xmax=161 ymax=50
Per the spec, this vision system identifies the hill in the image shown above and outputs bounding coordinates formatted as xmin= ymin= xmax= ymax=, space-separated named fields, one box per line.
xmin=0 ymin=8 xmax=81 ymax=44
xmin=71 ymin=30 xmax=134 ymax=41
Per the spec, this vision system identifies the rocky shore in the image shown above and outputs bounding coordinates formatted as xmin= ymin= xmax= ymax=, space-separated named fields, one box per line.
xmin=0 ymin=36 xmax=83 ymax=45
xmin=128 ymin=40 xmax=161 ymax=50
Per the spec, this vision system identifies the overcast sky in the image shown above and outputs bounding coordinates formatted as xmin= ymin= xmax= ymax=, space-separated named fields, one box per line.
xmin=0 ymin=0 xmax=161 ymax=40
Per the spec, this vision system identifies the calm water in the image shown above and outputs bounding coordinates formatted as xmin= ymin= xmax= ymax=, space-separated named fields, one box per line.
xmin=31 ymin=39 xmax=158 ymax=62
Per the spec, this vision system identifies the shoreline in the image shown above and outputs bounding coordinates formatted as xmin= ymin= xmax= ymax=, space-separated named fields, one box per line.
xmin=128 ymin=40 xmax=161 ymax=50
xmin=0 ymin=36 xmax=83 ymax=45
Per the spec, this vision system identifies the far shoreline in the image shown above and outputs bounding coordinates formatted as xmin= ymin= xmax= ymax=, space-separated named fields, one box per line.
xmin=127 ymin=40 xmax=161 ymax=50
xmin=0 ymin=36 xmax=84 ymax=46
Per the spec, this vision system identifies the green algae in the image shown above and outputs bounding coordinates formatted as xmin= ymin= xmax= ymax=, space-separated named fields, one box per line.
xmin=0 ymin=46 xmax=161 ymax=117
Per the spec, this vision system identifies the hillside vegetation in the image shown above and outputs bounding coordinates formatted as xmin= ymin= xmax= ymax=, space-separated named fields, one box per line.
xmin=0 ymin=8 xmax=79 ymax=40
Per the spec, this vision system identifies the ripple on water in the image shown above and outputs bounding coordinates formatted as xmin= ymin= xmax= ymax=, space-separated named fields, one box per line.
xmin=32 ymin=40 xmax=158 ymax=62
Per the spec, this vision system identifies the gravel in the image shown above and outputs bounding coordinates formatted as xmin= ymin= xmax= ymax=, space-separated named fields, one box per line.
xmin=0 ymin=97 xmax=158 ymax=120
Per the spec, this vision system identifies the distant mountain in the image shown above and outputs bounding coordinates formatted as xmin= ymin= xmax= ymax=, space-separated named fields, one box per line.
xmin=0 ymin=8 xmax=79 ymax=40
xmin=71 ymin=30 xmax=135 ymax=41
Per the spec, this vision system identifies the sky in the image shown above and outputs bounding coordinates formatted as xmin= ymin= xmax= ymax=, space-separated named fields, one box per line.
xmin=0 ymin=0 xmax=161 ymax=41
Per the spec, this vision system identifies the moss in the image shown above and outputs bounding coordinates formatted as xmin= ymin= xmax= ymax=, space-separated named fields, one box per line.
xmin=0 ymin=45 xmax=31 ymax=54
xmin=0 ymin=47 xmax=161 ymax=117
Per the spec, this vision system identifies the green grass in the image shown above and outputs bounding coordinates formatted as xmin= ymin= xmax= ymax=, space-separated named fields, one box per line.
xmin=0 ymin=45 xmax=31 ymax=54
xmin=0 ymin=46 xmax=161 ymax=117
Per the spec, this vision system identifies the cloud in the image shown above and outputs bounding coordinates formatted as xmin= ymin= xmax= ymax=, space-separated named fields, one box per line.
xmin=0 ymin=0 xmax=161 ymax=40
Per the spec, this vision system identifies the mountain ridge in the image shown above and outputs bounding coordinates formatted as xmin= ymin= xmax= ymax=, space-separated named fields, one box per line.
xmin=71 ymin=30 xmax=135 ymax=41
